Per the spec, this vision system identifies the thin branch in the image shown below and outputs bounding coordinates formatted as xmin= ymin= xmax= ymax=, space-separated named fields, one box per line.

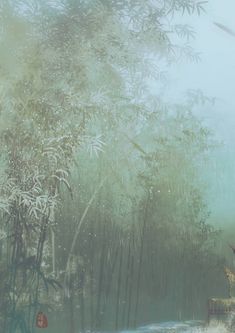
xmin=64 ymin=177 xmax=107 ymax=295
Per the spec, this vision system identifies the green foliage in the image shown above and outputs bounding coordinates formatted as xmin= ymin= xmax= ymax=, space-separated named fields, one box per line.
xmin=0 ymin=0 xmax=226 ymax=332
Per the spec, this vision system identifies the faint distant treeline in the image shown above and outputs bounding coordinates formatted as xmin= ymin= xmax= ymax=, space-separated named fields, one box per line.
xmin=0 ymin=1 xmax=227 ymax=332
xmin=53 ymin=145 xmax=227 ymax=332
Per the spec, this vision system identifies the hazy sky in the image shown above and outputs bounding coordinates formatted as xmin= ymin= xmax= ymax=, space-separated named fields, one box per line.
xmin=170 ymin=0 xmax=235 ymax=114
xmin=167 ymin=0 xmax=235 ymax=227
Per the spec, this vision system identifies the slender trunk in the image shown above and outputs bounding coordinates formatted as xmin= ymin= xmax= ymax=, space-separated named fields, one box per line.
xmin=69 ymin=290 xmax=75 ymax=333
xmin=122 ymin=233 xmax=131 ymax=328
xmin=51 ymin=228 xmax=55 ymax=275
xmin=115 ymin=241 xmax=123 ymax=330
xmin=101 ymin=240 xmax=119 ymax=321
xmin=134 ymin=197 xmax=149 ymax=328
xmin=127 ymin=226 xmax=135 ymax=329
xmin=79 ymin=270 xmax=86 ymax=332
xmin=50 ymin=198 xmax=56 ymax=275
xmin=89 ymin=221 xmax=95 ymax=331
xmin=95 ymin=221 xmax=106 ymax=330
xmin=65 ymin=177 xmax=106 ymax=290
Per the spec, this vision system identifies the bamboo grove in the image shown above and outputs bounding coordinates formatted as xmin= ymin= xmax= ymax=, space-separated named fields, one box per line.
xmin=0 ymin=1 xmax=228 ymax=332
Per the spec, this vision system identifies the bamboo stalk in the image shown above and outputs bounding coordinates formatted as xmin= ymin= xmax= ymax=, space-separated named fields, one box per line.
xmin=64 ymin=177 xmax=107 ymax=291
xmin=95 ymin=221 xmax=106 ymax=330
xmin=122 ymin=232 xmax=131 ymax=328
xmin=134 ymin=196 xmax=149 ymax=328
xmin=115 ymin=241 xmax=123 ymax=330
xmin=51 ymin=228 xmax=55 ymax=275
xmin=89 ymin=220 xmax=95 ymax=331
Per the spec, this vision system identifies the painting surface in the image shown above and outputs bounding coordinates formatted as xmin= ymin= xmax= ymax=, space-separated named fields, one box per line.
xmin=0 ymin=1 xmax=234 ymax=332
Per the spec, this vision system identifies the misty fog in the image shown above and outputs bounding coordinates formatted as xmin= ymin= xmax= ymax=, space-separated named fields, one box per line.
xmin=1 ymin=1 xmax=235 ymax=333
xmin=168 ymin=0 xmax=235 ymax=229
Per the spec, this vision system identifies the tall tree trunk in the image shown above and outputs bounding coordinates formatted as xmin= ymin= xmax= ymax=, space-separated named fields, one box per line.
xmin=134 ymin=197 xmax=149 ymax=328
xmin=51 ymin=228 xmax=56 ymax=275
xmin=89 ymin=221 xmax=95 ymax=331
xmin=95 ymin=221 xmax=106 ymax=330
xmin=115 ymin=241 xmax=123 ymax=330
xmin=122 ymin=232 xmax=131 ymax=328
xmin=127 ymin=226 xmax=135 ymax=329
xmin=69 ymin=289 xmax=75 ymax=333
xmin=101 ymin=238 xmax=119 ymax=324
xmin=64 ymin=178 xmax=106 ymax=291
xmin=79 ymin=269 xmax=86 ymax=332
